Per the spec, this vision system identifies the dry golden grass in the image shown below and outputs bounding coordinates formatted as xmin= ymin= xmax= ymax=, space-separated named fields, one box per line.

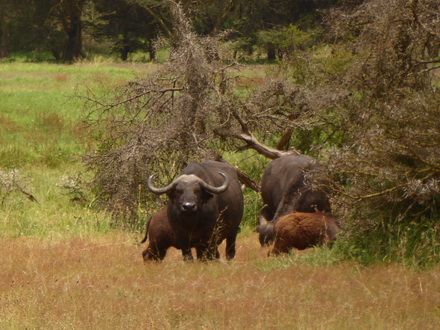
xmin=1 ymin=233 xmax=439 ymax=329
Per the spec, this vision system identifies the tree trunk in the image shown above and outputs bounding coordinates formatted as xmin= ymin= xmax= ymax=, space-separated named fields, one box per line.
xmin=267 ymin=48 xmax=276 ymax=61
xmin=120 ymin=36 xmax=130 ymax=61
xmin=120 ymin=45 xmax=129 ymax=61
xmin=63 ymin=14 xmax=83 ymax=62
xmin=148 ymin=41 xmax=156 ymax=61
xmin=0 ymin=20 xmax=10 ymax=58
xmin=53 ymin=0 xmax=86 ymax=62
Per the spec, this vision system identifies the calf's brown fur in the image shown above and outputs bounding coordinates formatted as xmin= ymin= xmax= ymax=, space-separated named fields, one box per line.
xmin=270 ymin=212 xmax=339 ymax=256
xmin=141 ymin=208 xmax=192 ymax=261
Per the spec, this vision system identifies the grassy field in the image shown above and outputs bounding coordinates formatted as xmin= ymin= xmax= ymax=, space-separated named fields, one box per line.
xmin=1 ymin=62 xmax=439 ymax=328
xmin=0 ymin=62 xmax=160 ymax=238
xmin=1 ymin=235 xmax=439 ymax=328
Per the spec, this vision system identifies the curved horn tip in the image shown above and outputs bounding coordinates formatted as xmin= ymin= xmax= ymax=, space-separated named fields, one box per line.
xmin=259 ymin=216 xmax=268 ymax=226
xmin=147 ymin=174 xmax=156 ymax=186
xmin=199 ymin=172 xmax=229 ymax=194
xmin=217 ymin=171 xmax=229 ymax=190
xmin=147 ymin=174 xmax=174 ymax=195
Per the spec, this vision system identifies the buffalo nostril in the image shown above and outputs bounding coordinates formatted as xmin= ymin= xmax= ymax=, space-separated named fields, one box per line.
xmin=182 ymin=203 xmax=196 ymax=212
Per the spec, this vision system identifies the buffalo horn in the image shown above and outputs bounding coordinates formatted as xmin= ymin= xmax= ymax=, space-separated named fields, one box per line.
xmin=199 ymin=172 xmax=229 ymax=194
xmin=147 ymin=175 xmax=176 ymax=194
xmin=258 ymin=216 xmax=268 ymax=226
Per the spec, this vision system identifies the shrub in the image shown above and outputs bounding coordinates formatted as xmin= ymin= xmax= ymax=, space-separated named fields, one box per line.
xmin=82 ymin=3 xmax=245 ymax=221
xmin=314 ymin=0 xmax=440 ymax=265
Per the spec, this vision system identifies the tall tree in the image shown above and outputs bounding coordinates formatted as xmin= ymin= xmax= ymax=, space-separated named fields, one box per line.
xmin=187 ymin=0 xmax=242 ymax=36
xmin=46 ymin=0 xmax=89 ymax=61
xmin=93 ymin=0 xmax=160 ymax=61
xmin=0 ymin=16 xmax=10 ymax=58
xmin=0 ymin=0 xmax=27 ymax=58
xmin=131 ymin=0 xmax=174 ymax=39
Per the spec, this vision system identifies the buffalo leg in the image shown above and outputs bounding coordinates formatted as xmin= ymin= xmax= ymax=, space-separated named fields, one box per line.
xmin=270 ymin=236 xmax=290 ymax=256
xmin=142 ymin=245 xmax=167 ymax=261
xmin=196 ymin=245 xmax=219 ymax=261
xmin=195 ymin=247 xmax=206 ymax=260
xmin=181 ymin=248 xmax=194 ymax=261
xmin=225 ymin=234 xmax=238 ymax=260
xmin=178 ymin=239 xmax=194 ymax=261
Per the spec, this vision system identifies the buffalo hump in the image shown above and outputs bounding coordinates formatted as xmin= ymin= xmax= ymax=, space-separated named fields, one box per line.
xmin=261 ymin=154 xmax=331 ymax=220
xmin=257 ymin=154 xmax=331 ymax=247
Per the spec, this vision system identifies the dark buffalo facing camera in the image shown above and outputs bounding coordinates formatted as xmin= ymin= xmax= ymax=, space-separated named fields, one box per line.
xmin=147 ymin=161 xmax=244 ymax=261
xmin=256 ymin=154 xmax=331 ymax=247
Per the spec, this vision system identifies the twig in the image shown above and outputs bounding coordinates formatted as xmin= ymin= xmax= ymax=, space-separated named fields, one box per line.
xmin=15 ymin=184 xmax=40 ymax=204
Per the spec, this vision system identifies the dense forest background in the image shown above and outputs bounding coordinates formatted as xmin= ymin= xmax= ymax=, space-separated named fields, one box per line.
xmin=0 ymin=0 xmax=338 ymax=62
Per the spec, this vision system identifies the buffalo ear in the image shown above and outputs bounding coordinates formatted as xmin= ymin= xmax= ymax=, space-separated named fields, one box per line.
xmin=166 ymin=187 xmax=176 ymax=198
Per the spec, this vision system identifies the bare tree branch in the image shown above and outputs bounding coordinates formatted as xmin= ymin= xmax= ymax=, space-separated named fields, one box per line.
xmin=275 ymin=128 xmax=294 ymax=150
xmin=214 ymin=155 xmax=261 ymax=192
xmin=216 ymin=105 xmax=300 ymax=159
xmin=228 ymin=131 xmax=298 ymax=159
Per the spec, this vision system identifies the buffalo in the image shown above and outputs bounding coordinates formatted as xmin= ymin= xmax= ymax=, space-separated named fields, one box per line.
xmin=147 ymin=161 xmax=244 ymax=261
xmin=141 ymin=208 xmax=193 ymax=261
xmin=256 ymin=154 xmax=331 ymax=246
xmin=270 ymin=212 xmax=339 ymax=256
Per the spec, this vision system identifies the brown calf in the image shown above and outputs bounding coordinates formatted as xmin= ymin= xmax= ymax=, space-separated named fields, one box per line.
xmin=270 ymin=212 xmax=339 ymax=256
xmin=141 ymin=208 xmax=192 ymax=261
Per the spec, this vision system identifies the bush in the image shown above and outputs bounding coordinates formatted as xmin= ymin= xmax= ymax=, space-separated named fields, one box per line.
xmin=82 ymin=4 xmax=245 ymax=222
xmin=316 ymin=0 xmax=440 ymax=265
xmin=247 ymin=0 xmax=440 ymax=265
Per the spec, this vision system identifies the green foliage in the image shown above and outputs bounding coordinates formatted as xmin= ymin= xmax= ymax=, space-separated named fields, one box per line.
xmin=313 ymin=45 xmax=357 ymax=77
xmin=0 ymin=0 xmax=336 ymax=63
xmin=338 ymin=214 xmax=440 ymax=269
xmin=245 ymin=0 xmax=440 ymax=267
xmin=256 ymin=245 xmax=343 ymax=272
xmin=223 ymin=150 xmax=269 ymax=227
xmin=256 ymin=25 xmax=323 ymax=59
xmin=0 ymin=51 xmax=56 ymax=63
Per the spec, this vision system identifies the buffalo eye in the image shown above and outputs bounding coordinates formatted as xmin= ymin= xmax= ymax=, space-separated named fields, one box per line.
xmin=167 ymin=187 xmax=182 ymax=198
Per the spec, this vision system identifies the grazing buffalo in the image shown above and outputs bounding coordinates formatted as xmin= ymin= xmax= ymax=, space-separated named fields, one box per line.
xmin=256 ymin=154 xmax=331 ymax=246
xmin=141 ymin=208 xmax=193 ymax=261
xmin=147 ymin=161 xmax=244 ymax=261
xmin=270 ymin=212 xmax=339 ymax=256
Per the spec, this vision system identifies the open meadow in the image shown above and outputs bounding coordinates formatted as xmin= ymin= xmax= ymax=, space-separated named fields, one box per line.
xmin=1 ymin=62 xmax=439 ymax=328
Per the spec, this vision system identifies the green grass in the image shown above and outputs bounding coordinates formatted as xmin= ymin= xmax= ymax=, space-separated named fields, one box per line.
xmin=0 ymin=166 xmax=112 ymax=239
xmin=0 ymin=62 xmax=158 ymax=156
xmin=0 ymin=62 xmax=159 ymax=238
